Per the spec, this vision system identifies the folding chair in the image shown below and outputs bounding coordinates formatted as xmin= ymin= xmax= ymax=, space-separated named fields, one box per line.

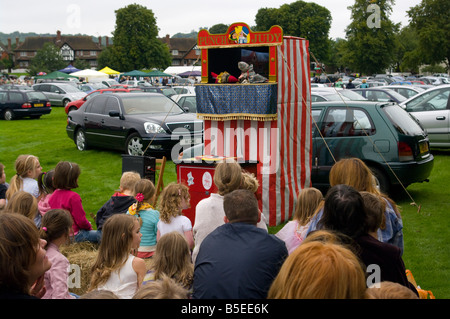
xmin=151 ymin=156 xmax=166 ymax=206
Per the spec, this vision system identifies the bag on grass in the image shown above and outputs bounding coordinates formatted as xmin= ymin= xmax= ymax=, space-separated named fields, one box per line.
xmin=406 ymin=269 xmax=436 ymax=299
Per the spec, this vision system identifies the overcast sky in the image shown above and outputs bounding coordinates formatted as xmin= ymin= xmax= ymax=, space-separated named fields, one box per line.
xmin=0 ymin=0 xmax=422 ymax=40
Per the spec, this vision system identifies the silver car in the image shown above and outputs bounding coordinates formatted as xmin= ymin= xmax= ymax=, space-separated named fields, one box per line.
xmin=32 ymin=83 xmax=86 ymax=107
xmin=399 ymin=84 xmax=450 ymax=148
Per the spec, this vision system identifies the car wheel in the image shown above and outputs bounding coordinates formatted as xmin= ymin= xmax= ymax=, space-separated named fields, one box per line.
xmin=75 ymin=129 xmax=88 ymax=151
xmin=369 ymin=166 xmax=390 ymax=194
xmin=68 ymin=106 xmax=77 ymax=113
xmin=126 ymin=133 xmax=145 ymax=156
xmin=63 ymin=99 xmax=70 ymax=107
xmin=3 ymin=109 xmax=14 ymax=121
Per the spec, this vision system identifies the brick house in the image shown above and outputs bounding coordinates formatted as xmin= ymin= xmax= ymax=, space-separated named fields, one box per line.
xmin=159 ymin=35 xmax=200 ymax=66
xmin=13 ymin=30 xmax=104 ymax=69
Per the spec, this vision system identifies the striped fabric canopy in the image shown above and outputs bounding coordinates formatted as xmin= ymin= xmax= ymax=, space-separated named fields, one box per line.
xmin=203 ymin=36 xmax=312 ymax=226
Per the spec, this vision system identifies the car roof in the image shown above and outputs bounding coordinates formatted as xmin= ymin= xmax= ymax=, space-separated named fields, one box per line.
xmin=399 ymin=84 xmax=450 ymax=106
xmin=311 ymin=100 xmax=388 ymax=108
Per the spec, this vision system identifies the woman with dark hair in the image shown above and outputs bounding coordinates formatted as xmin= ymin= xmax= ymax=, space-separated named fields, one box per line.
xmin=0 ymin=213 xmax=52 ymax=299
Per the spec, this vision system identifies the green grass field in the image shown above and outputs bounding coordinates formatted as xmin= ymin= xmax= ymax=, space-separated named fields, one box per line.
xmin=1 ymin=107 xmax=448 ymax=298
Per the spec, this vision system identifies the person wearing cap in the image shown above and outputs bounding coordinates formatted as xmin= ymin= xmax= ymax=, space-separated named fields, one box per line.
xmin=192 ymin=189 xmax=288 ymax=299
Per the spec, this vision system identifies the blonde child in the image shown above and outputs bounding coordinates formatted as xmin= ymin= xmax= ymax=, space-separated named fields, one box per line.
xmin=0 ymin=163 xmax=7 ymax=210
xmin=96 ymin=171 xmax=141 ymax=231
xmin=240 ymin=170 xmax=268 ymax=230
xmin=39 ymin=209 xmax=76 ymax=299
xmin=37 ymin=169 xmax=55 ymax=216
xmin=6 ymin=154 xmax=42 ymax=200
xmin=48 ymin=161 xmax=100 ymax=243
xmin=133 ymin=274 xmax=189 ymax=299
xmin=156 ymin=183 xmax=194 ymax=250
xmin=89 ymin=214 xmax=146 ymax=299
xmin=127 ymin=178 xmax=160 ymax=258
xmin=275 ymin=187 xmax=324 ymax=254
xmin=5 ymin=190 xmax=39 ymax=223
xmin=143 ymin=231 xmax=194 ymax=295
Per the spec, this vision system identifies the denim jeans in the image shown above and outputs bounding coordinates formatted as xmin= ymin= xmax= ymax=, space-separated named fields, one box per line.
xmin=74 ymin=229 xmax=101 ymax=243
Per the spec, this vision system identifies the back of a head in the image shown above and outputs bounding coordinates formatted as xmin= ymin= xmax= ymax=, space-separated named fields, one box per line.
xmin=366 ymin=281 xmax=419 ymax=299
xmin=120 ymin=171 xmax=141 ymax=192
xmin=5 ymin=190 xmax=38 ymax=221
xmin=268 ymin=241 xmax=366 ymax=299
xmin=360 ymin=191 xmax=385 ymax=233
xmin=53 ymin=161 xmax=80 ymax=190
xmin=214 ymin=160 xmax=243 ymax=196
xmin=319 ymin=184 xmax=367 ymax=238
xmin=132 ymin=275 xmax=189 ymax=299
xmin=223 ymin=189 xmax=259 ymax=224
xmin=294 ymin=187 xmax=324 ymax=225
xmin=329 ymin=158 xmax=378 ymax=193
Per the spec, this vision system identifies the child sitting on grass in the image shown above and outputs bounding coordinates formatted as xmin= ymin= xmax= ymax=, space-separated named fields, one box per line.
xmin=156 ymin=183 xmax=194 ymax=250
xmin=40 ymin=209 xmax=76 ymax=299
xmin=89 ymin=214 xmax=146 ymax=299
xmin=96 ymin=171 xmax=141 ymax=232
xmin=127 ymin=178 xmax=160 ymax=259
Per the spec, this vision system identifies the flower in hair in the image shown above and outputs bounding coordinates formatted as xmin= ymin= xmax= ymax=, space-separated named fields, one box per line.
xmin=136 ymin=193 xmax=144 ymax=202
xmin=42 ymin=227 xmax=48 ymax=232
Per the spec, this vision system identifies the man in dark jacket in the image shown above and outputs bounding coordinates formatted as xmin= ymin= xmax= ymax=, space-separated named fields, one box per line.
xmin=193 ymin=189 xmax=288 ymax=299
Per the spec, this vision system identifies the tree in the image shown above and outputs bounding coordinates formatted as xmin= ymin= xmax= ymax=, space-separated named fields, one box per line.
xmin=392 ymin=26 xmax=421 ymax=73
xmin=209 ymin=24 xmax=229 ymax=34
xmin=111 ymin=4 xmax=171 ymax=71
xmin=343 ymin=0 xmax=399 ymax=75
xmin=28 ymin=42 xmax=66 ymax=76
xmin=407 ymin=0 xmax=449 ymax=69
xmin=255 ymin=1 xmax=332 ymax=62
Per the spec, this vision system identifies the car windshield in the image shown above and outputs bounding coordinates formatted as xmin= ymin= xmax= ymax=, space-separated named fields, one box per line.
xmin=382 ymin=104 xmax=425 ymax=136
xmin=338 ymin=90 xmax=367 ymax=100
xmin=122 ymin=95 xmax=184 ymax=115
xmin=385 ymin=89 xmax=407 ymax=102
xmin=26 ymin=91 xmax=47 ymax=100
xmin=162 ymin=88 xmax=177 ymax=97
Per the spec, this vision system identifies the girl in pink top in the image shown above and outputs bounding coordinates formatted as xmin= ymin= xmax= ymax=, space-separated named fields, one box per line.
xmin=48 ymin=161 xmax=100 ymax=243
xmin=40 ymin=209 xmax=76 ymax=299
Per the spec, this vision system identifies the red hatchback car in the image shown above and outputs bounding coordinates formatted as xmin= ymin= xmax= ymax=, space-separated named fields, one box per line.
xmin=64 ymin=88 xmax=142 ymax=114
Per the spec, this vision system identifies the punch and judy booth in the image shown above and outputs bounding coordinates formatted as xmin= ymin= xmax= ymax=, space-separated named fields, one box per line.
xmin=177 ymin=23 xmax=312 ymax=226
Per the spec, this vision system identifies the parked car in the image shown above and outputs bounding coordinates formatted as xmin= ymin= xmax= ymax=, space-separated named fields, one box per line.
xmin=378 ymin=85 xmax=426 ymax=99
xmin=356 ymin=81 xmax=386 ymax=88
xmin=312 ymin=88 xmax=367 ymax=101
xmin=32 ymin=83 xmax=86 ymax=107
xmin=179 ymin=101 xmax=434 ymax=195
xmin=66 ymin=93 xmax=203 ymax=158
xmin=171 ymin=94 xmax=197 ymax=112
xmin=399 ymin=84 xmax=450 ymax=148
xmin=311 ymin=91 xmax=350 ymax=102
xmin=0 ymin=84 xmax=33 ymax=91
xmin=310 ymin=101 xmax=434 ymax=193
xmin=64 ymin=88 xmax=142 ymax=114
xmin=351 ymin=88 xmax=407 ymax=104
xmin=102 ymin=79 xmax=119 ymax=87
xmin=78 ymin=82 xmax=108 ymax=94
xmin=172 ymin=86 xmax=196 ymax=95
xmin=138 ymin=85 xmax=177 ymax=98
xmin=0 ymin=89 xmax=51 ymax=120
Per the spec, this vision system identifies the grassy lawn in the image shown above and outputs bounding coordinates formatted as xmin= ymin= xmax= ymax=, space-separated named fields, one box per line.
xmin=1 ymin=107 xmax=448 ymax=298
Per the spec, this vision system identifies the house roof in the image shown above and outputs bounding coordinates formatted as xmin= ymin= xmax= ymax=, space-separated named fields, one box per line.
xmin=159 ymin=36 xmax=197 ymax=59
xmin=15 ymin=34 xmax=102 ymax=52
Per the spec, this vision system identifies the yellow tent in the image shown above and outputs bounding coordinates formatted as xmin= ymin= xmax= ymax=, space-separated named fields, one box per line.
xmin=98 ymin=66 xmax=120 ymax=75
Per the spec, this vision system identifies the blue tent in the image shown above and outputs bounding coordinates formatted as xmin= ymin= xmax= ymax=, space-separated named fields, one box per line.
xmin=58 ymin=64 xmax=81 ymax=74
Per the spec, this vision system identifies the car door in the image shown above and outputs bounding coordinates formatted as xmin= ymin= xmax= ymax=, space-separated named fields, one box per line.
xmin=49 ymin=84 xmax=66 ymax=106
xmin=100 ymin=95 xmax=127 ymax=150
xmin=83 ymin=95 xmax=108 ymax=146
xmin=404 ymin=87 xmax=450 ymax=147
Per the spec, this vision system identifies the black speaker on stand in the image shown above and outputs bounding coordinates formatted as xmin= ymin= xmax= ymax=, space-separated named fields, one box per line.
xmin=121 ymin=155 xmax=156 ymax=184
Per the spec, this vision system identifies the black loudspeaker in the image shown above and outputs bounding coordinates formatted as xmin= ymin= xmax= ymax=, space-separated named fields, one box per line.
xmin=121 ymin=155 xmax=155 ymax=184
